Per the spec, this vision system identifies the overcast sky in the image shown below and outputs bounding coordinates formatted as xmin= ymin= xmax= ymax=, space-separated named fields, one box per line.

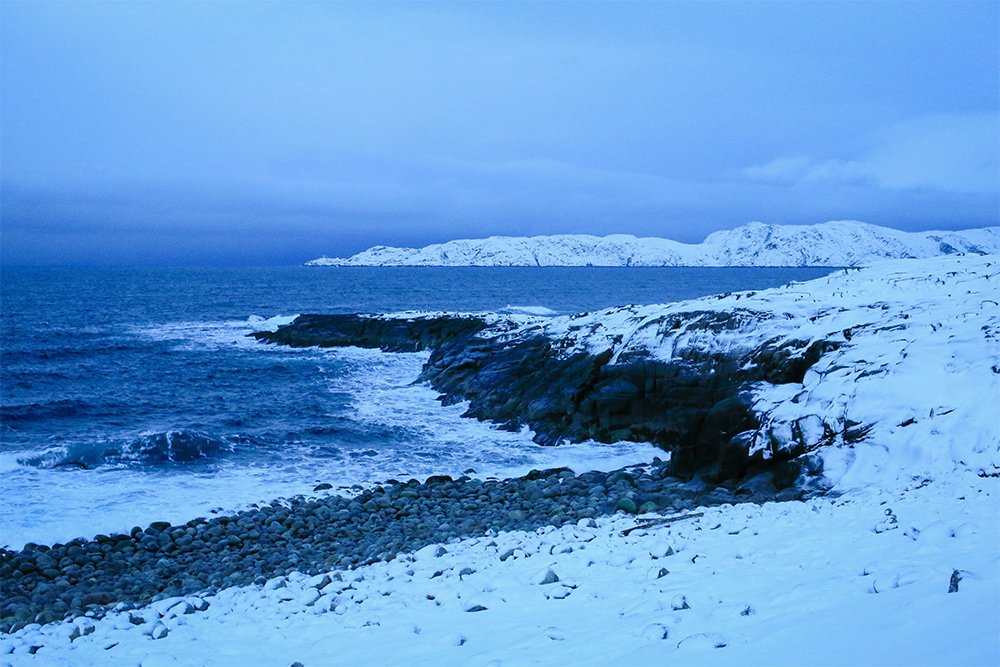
xmin=2 ymin=1 xmax=998 ymax=266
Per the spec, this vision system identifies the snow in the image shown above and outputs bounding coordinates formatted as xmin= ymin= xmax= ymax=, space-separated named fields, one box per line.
xmin=3 ymin=479 xmax=996 ymax=666
xmin=306 ymin=221 xmax=1000 ymax=267
xmin=3 ymin=254 xmax=998 ymax=665
xmin=481 ymin=253 xmax=1000 ymax=490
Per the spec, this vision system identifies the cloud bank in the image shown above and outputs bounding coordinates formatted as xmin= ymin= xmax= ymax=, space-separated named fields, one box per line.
xmin=1 ymin=3 xmax=997 ymax=265
xmin=741 ymin=113 xmax=999 ymax=194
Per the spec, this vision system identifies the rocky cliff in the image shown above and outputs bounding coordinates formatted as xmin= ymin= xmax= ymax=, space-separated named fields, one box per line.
xmin=257 ymin=254 xmax=999 ymax=496
xmin=253 ymin=310 xmax=836 ymax=491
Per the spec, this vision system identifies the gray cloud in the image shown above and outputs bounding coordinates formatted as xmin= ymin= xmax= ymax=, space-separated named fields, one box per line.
xmin=1 ymin=2 xmax=997 ymax=265
xmin=741 ymin=113 xmax=999 ymax=194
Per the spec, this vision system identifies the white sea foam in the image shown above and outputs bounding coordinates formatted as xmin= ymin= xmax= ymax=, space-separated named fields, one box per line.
xmin=123 ymin=314 xmax=300 ymax=351
xmin=325 ymin=346 xmax=662 ymax=479
xmin=0 ymin=324 xmax=660 ymax=550
xmin=500 ymin=305 xmax=561 ymax=316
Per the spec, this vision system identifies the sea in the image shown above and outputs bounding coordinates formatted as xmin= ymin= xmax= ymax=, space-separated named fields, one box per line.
xmin=0 ymin=266 xmax=834 ymax=550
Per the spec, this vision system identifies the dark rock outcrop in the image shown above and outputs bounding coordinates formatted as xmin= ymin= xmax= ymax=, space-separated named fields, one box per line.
xmin=251 ymin=314 xmax=489 ymax=353
xmin=421 ymin=315 xmax=837 ymax=484
xmin=253 ymin=313 xmax=839 ymax=487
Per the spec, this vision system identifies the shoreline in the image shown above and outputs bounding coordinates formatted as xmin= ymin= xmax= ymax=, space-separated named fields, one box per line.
xmin=1 ymin=254 xmax=997 ymax=664
xmin=2 ymin=473 xmax=995 ymax=666
xmin=0 ymin=460 xmax=800 ymax=633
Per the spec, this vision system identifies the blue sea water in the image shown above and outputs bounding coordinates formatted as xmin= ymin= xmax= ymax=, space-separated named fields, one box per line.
xmin=0 ymin=266 xmax=833 ymax=549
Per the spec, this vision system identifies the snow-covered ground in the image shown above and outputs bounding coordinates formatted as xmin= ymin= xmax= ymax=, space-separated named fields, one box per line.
xmin=307 ymin=221 xmax=1000 ymax=267
xmin=3 ymin=476 xmax=996 ymax=666
xmin=484 ymin=253 xmax=1000 ymax=491
xmin=3 ymin=254 xmax=998 ymax=666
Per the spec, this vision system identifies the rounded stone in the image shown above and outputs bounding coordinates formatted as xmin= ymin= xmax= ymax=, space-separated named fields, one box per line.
xmin=638 ymin=501 xmax=660 ymax=514
xmin=614 ymin=497 xmax=638 ymax=514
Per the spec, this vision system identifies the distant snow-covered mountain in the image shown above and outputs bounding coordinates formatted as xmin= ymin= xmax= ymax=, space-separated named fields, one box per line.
xmin=306 ymin=221 xmax=1000 ymax=267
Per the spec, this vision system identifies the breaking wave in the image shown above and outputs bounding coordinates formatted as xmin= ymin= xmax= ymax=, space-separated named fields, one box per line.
xmin=19 ymin=429 xmax=246 ymax=470
xmin=500 ymin=305 xmax=560 ymax=316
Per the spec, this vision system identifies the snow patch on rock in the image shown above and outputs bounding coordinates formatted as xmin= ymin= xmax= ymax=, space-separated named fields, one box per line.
xmin=482 ymin=254 xmax=1000 ymax=490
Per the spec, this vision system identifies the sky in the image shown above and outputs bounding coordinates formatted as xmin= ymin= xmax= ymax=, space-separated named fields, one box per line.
xmin=1 ymin=1 xmax=998 ymax=266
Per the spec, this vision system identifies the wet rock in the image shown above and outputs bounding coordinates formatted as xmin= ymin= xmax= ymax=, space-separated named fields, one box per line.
xmin=615 ymin=498 xmax=639 ymax=514
xmin=736 ymin=472 xmax=776 ymax=496
xmin=251 ymin=314 xmax=488 ymax=353
xmin=637 ymin=501 xmax=660 ymax=514
xmin=80 ymin=592 xmax=113 ymax=607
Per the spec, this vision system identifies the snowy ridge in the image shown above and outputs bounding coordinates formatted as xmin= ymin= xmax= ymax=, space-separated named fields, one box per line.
xmin=307 ymin=221 xmax=1000 ymax=267
xmin=485 ymin=254 xmax=1000 ymax=490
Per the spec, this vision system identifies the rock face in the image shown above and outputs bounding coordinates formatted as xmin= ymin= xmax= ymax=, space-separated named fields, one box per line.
xmin=420 ymin=312 xmax=836 ymax=484
xmin=254 ymin=313 xmax=836 ymax=487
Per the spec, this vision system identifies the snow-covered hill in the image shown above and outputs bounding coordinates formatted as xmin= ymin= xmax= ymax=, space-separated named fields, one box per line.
xmin=307 ymin=220 xmax=1000 ymax=267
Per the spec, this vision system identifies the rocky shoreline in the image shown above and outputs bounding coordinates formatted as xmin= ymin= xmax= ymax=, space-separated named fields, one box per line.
xmin=0 ymin=461 xmax=795 ymax=633
xmin=3 ymin=306 xmax=842 ymax=634
xmin=253 ymin=312 xmax=836 ymax=487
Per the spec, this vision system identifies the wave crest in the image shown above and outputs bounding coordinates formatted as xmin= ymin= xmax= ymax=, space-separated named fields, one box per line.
xmin=19 ymin=429 xmax=242 ymax=469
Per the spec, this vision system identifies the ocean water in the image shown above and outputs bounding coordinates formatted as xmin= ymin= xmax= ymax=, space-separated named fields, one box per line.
xmin=0 ymin=266 xmax=833 ymax=549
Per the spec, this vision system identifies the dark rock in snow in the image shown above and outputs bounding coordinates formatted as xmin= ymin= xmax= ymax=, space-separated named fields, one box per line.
xmin=254 ymin=312 xmax=839 ymax=488
xmin=948 ymin=570 xmax=962 ymax=593
xmin=539 ymin=569 xmax=560 ymax=585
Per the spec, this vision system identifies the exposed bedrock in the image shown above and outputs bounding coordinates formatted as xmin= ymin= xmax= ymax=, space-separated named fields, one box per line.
xmin=254 ymin=313 xmax=840 ymax=487
xmin=250 ymin=313 xmax=489 ymax=352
